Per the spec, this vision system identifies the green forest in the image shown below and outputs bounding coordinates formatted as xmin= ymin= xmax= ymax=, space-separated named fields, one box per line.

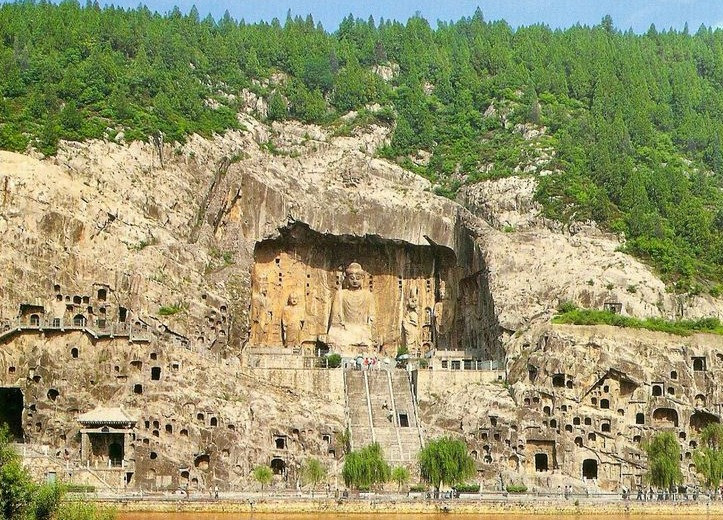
xmin=0 ymin=2 xmax=722 ymax=290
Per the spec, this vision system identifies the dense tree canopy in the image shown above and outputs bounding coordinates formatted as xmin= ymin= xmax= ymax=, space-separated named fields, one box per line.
xmin=418 ymin=436 xmax=475 ymax=490
xmin=0 ymin=2 xmax=722 ymax=288
xmin=645 ymin=432 xmax=683 ymax=489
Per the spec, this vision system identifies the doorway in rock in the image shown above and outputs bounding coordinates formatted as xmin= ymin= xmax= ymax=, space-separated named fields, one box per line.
xmin=535 ymin=453 xmax=548 ymax=472
xmin=398 ymin=413 xmax=409 ymax=427
xmin=582 ymin=458 xmax=598 ymax=479
xmin=109 ymin=442 xmax=123 ymax=467
xmin=0 ymin=388 xmax=24 ymax=441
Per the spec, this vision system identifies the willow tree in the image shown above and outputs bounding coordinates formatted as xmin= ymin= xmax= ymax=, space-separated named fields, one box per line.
xmin=645 ymin=432 xmax=683 ymax=489
xmin=301 ymin=458 xmax=327 ymax=495
xmin=694 ymin=423 xmax=723 ymax=490
xmin=342 ymin=442 xmax=390 ymax=490
xmin=418 ymin=436 xmax=475 ymax=491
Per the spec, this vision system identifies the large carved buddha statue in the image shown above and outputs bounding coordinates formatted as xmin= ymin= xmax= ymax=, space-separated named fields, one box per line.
xmin=327 ymin=262 xmax=375 ymax=348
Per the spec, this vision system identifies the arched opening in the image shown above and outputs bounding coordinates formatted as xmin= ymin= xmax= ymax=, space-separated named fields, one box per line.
xmin=588 ymin=432 xmax=596 ymax=442
xmin=582 ymin=459 xmax=598 ymax=479
xmin=108 ymin=442 xmax=123 ymax=467
xmin=652 ymin=385 xmax=662 ymax=397
xmin=194 ymin=454 xmax=210 ymax=470
xmin=30 ymin=314 xmax=40 ymax=326
xmin=584 ymin=417 xmax=592 ymax=426
xmin=71 ymin=348 xmax=79 ymax=358
xmin=210 ymin=417 xmax=218 ymax=427
xmin=165 ymin=424 xmax=173 ymax=434
xmin=274 ymin=436 xmax=286 ymax=450
xmin=180 ymin=429 xmax=188 ymax=437
xmin=0 ymin=387 xmax=24 ymax=441
xmin=197 ymin=413 xmax=205 ymax=422
xmin=270 ymin=458 xmax=286 ymax=475
xmin=543 ymin=406 xmax=551 ymax=416
xmin=566 ymin=380 xmax=573 ymax=389
xmin=600 ymin=399 xmax=610 ymax=409
xmin=668 ymin=387 xmax=675 ymax=395
xmin=565 ymin=424 xmax=573 ymax=433
xmin=636 ymin=413 xmax=645 ymax=425
xmin=573 ymin=417 xmax=581 ymax=426
xmin=653 ymin=407 xmax=679 ymax=427
xmin=690 ymin=410 xmax=720 ymax=433
xmin=552 ymin=374 xmax=565 ymax=388
xmin=695 ymin=394 xmax=706 ymax=408
xmin=574 ymin=436 xmax=583 ymax=447
xmin=601 ymin=422 xmax=611 ymax=432
xmin=97 ymin=288 xmax=107 ymax=301
xmin=671 ymin=370 xmax=678 ymax=380
xmin=470 ymin=450 xmax=478 ymax=460
xmin=73 ymin=314 xmax=86 ymax=327
xmin=550 ymin=419 xmax=557 ymax=429
xmin=534 ymin=453 xmax=548 ymax=472
xmin=47 ymin=389 xmax=59 ymax=401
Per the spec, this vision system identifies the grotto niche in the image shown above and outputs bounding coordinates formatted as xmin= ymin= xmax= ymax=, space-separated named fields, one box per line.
xmin=247 ymin=223 xmax=483 ymax=357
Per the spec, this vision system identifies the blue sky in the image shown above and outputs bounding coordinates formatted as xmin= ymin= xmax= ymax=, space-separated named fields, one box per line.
xmin=15 ymin=0 xmax=723 ymax=32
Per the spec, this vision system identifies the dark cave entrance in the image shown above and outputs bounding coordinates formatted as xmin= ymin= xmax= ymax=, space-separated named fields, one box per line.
xmin=534 ymin=453 xmax=548 ymax=472
xmin=0 ymin=388 xmax=24 ymax=441
xmin=582 ymin=459 xmax=598 ymax=479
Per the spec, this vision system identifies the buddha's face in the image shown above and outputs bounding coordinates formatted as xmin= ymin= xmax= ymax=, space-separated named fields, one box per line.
xmin=288 ymin=295 xmax=298 ymax=306
xmin=347 ymin=271 xmax=363 ymax=289
xmin=408 ymin=295 xmax=418 ymax=309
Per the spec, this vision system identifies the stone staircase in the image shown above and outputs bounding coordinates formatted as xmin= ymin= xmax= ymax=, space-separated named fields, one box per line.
xmin=344 ymin=369 xmax=423 ymax=463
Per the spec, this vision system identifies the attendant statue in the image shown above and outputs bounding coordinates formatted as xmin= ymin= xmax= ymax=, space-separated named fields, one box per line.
xmin=250 ymin=276 xmax=271 ymax=344
xmin=327 ymin=262 xmax=375 ymax=347
xmin=433 ymin=281 xmax=453 ymax=349
xmin=281 ymin=293 xmax=304 ymax=348
xmin=402 ymin=288 xmax=421 ymax=356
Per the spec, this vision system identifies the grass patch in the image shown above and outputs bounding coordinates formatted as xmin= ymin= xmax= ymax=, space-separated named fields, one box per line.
xmin=553 ymin=304 xmax=723 ymax=336
xmin=158 ymin=304 xmax=185 ymax=316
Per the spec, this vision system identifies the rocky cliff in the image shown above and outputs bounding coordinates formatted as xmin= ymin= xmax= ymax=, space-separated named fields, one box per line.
xmin=1 ymin=106 xmax=722 ymax=492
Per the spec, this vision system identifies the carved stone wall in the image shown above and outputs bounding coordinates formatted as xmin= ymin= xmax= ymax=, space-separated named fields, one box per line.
xmin=249 ymin=225 xmax=458 ymax=356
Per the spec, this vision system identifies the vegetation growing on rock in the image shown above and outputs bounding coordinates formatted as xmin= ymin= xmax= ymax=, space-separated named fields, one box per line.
xmin=0 ymin=3 xmax=722 ymax=288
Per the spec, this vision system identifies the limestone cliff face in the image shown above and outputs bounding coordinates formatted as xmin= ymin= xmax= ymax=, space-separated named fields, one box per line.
xmin=1 ymin=109 xmax=722 ymax=493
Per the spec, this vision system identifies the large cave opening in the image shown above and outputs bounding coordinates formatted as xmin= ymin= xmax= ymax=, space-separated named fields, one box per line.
xmin=248 ymin=223 xmax=501 ymax=360
xmin=0 ymin=387 xmax=24 ymax=442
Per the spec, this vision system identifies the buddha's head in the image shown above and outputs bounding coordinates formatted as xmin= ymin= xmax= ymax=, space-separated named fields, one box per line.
xmin=345 ymin=262 xmax=364 ymax=290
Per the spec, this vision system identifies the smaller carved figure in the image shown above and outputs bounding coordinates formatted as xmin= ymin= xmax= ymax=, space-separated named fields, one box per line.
xmin=250 ymin=275 xmax=272 ymax=344
xmin=402 ymin=287 xmax=421 ymax=356
xmin=433 ymin=281 xmax=453 ymax=350
xmin=281 ymin=293 xmax=304 ymax=348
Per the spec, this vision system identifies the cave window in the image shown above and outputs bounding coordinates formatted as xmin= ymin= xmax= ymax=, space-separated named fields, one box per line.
xmin=633 ymin=435 xmax=641 ymax=443
xmin=133 ymin=384 xmax=143 ymax=395
xmin=524 ymin=398 xmax=531 ymax=406
xmin=490 ymin=416 xmax=498 ymax=426
xmin=210 ymin=417 xmax=218 ymax=427
xmin=690 ymin=440 xmax=698 ymax=449
xmin=561 ymin=405 xmax=567 ymax=412
xmin=552 ymin=374 xmax=565 ymax=388
xmin=574 ymin=437 xmax=583 ymax=447
xmin=274 ymin=436 xmax=286 ymax=450
xmin=667 ymin=387 xmax=675 ymax=395
xmin=652 ymin=407 xmax=679 ymax=427
xmin=165 ymin=424 xmax=172 ymax=434
xmin=119 ymin=307 xmax=127 ymax=322
xmin=197 ymin=413 xmax=205 ymax=423
xmin=600 ymin=399 xmax=610 ymax=409
xmin=591 ymin=398 xmax=597 ymax=406
xmin=671 ymin=371 xmax=678 ymax=380
xmin=270 ymin=458 xmax=286 ymax=475
xmin=584 ymin=417 xmax=592 ymax=426
xmin=73 ymin=296 xmax=82 ymax=305
xmin=566 ymin=380 xmax=573 ymax=389
xmin=543 ymin=406 xmax=551 ymax=416
xmin=680 ymin=431 xmax=687 ymax=440
xmin=603 ymin=385 xmax=609 ymax=393
xmin=588 ymin=432 xmax=596 ymax=442
xmin=151 ymin=367 xmax=161 ymax=381
xmin=150 ymin=353 xmax=157 ymax=360
xmin=149 ymin=451 xmax=157 ymax=460
xmin=0 ymin=388 xmax=24 ymax=441
xmin=73 ymin=314 xmax=86 ymax=327
xmin=618 ymin=409 xmax=625 ymax=416
xmin=534 ymin=453 xmax=548 ymax=472
xmin=54 ymin=284 xmax=61 ymax=293
xmin=652 ymin=384 xmax=663 ymax=397
xmin=636 ymin=413 xmax=645 ymax=425
xmin=71 ymin=348 xmax=79 ymax=359
xmin=693 ymin=357 xmax=707 ymax=372
xmin=153 ymin=420 xmax=159 ymax=429
xmin=573 ymin=417 xmax=581 ymax=426
xmin=180 ymin=429 xmax=188 ymax=437
xmin=8 ymin=367 xmax=15 ymax=373
xmin=399 ymin=413 xmax=410 ymax=427
xmin=696 ymin=394 xmax=706 ymax=408
xmin=220 ymin=305 xmax=227 ymax=314
xmin=30 ymin=314 xmax=40 ymax=326
xmin=97 ymin=288 xmax=107 ymax=301
xmin=47 ymin=389 xmax=59 ymax=401
xmin=582 ymin=459 xmax=598 ymax=479
xmin=601 ymin=422 xmax=611 ymax=433
xmin=550 ymin=419 xmax=557 ymax=429
xmin=528 ymin=366 xmax=537 ymax=382
xmin=565 ymin=424 xmax=573 ymax=432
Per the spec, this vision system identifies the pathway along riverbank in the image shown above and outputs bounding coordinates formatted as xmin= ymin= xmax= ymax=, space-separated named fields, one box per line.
xmin=80 ymin=493 xmax=723 ymax=516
